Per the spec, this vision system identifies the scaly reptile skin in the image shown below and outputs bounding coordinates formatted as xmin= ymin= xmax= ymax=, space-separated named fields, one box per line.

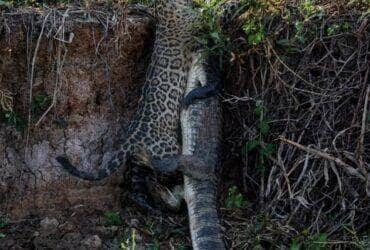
xmin=151 ymin=55 xmax=225 ymax=249
xmin=183 ymin=59 xmax=224 ymax=250
xmin=56 ymin=0 xmax=205 ymax=181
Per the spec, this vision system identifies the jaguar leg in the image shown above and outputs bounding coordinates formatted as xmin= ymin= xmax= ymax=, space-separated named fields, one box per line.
xmin=151 ymin=155 xmax=215 ymax=181
xmin=146 ymin=177 xmax=184 ymax=211
xmin=128 ymin=163 xmax=160 ymax=215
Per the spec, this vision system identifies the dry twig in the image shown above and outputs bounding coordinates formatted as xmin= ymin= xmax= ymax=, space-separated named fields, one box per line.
xmin=279 ymin=136 xmax=365 ymax=181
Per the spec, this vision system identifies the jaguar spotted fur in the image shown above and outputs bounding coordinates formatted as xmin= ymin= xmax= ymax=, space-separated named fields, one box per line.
xmin=56 ymin=0 xmax=212 ymax=183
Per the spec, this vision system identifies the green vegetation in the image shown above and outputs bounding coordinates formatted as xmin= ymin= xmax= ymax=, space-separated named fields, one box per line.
xmin=0 ymin=216 xmax=9 ymax=239
xmin=32 ymin=93 xmax=50 ymax=115
xmin=0 ymin=110 xmax=27 ymax=131
xmin=193 ymin=0 xmax=232 ymax=69
xmin=225 ymin=185 xmax=247 ymax=209
xmin=120 ymin=229 xmax=137 ymax=250
xmin=104 ymin=211 xmax=123 ymax=226
xmin=0 ymin=91 xmax=50 ymax=131
xmin=240 ymin=0 xmax=277 ymax=46
xmin=244 ymin=101 xmax=276 ymax=176
xmin=290 ymin=233 xmax=328 ymax=250
xmin=0 ymin=216 xmax=8 ymax=229
xmin=147 ymin=240 xmax=161 ymax=250
xmin=219 ymin=0 xmax=369 ymax=248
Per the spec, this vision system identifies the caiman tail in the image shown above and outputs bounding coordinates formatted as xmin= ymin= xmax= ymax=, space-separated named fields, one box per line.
xmin=185 ymin=177 xmax=224 ymax=250
xmin=56 ymin=143 xmax=132 ymax=181
xmin=182 ymin=92 xmax=224 ymax=250
xmin=150 ymin=95 xmax=225 ymax=248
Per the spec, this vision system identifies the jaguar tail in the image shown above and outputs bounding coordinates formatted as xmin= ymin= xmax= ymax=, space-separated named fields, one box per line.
xmin=56 ymin=143 xmax=132 ymax=181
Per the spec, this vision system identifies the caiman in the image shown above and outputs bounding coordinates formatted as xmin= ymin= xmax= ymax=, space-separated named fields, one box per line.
xmin=151 ymin=55 xmax=225 ymax=249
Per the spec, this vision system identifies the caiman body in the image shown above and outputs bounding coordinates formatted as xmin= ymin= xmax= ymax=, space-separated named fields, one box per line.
xmin=182 ymin=60 xmax=224 ymax=250
xmin=152 ymin=55 xmax=225 ymax=249
xmin=183 ymin=100 xmax=223 ymax=249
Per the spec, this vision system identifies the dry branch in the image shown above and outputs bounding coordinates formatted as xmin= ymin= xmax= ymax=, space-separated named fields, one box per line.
xmin=279 ymin=136 xmax=365 ymax=181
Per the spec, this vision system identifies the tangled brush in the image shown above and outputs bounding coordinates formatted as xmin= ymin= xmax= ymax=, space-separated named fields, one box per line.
xmin=220 ymin=0 xmax=370 ymax=248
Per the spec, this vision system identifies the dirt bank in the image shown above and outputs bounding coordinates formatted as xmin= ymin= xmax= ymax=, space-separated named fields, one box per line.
xmin=0 ymin=7 xmax=153 ymax=218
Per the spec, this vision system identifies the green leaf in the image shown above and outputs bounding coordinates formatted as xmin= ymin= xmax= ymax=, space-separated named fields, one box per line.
xmin=290 ymin=239 xmax=300 ymax=250
xmin=235 ymin=193 xmax=247 ymax=208
xmin=104 ymin=211 xmax=122 ymax=226
xmin=228 ymin=186 xmax=237 ymax=196
xmin=225 ymin=198 xmax=233 ymax=209
xmin=260 ymin=143 xmax=276 ymax=157
xmin=310 ymin=233 xmax=328 ymax=249
xmin=287 ymin=46 xmax=302 ymax=54
xmin=256 ymin=164 xmax=266 ymax=175
xmin=254 ymin=102 xmax=265 ymax=116
xmin=326 ymin=27 xmax=335 ymax=36
xmin=342 ymin=22 xmax=350 ymax=31
xmin=243 ymin=21 xmax=256 ymax=34
xmin=225 ymin=186 xmax=246 ymax=209
xmin=210 ymin=32 xmax=221 ymax=42
xmin=245 ymin=139 xmax=260 ymax=152
xmin=248 ymin=32 xmax=264 ymax=46
xmin=295 ymin=21 xmax=303 ymax=32
xmin=259 ymin=147 xmax=269 ymax=157
xmin=0 ymin=233 xmax=5 ymax=238
xmin=0 ymin=217 xmax=9 ymax=228
xmin=258 ymin=120 xmax=270 ymax=135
